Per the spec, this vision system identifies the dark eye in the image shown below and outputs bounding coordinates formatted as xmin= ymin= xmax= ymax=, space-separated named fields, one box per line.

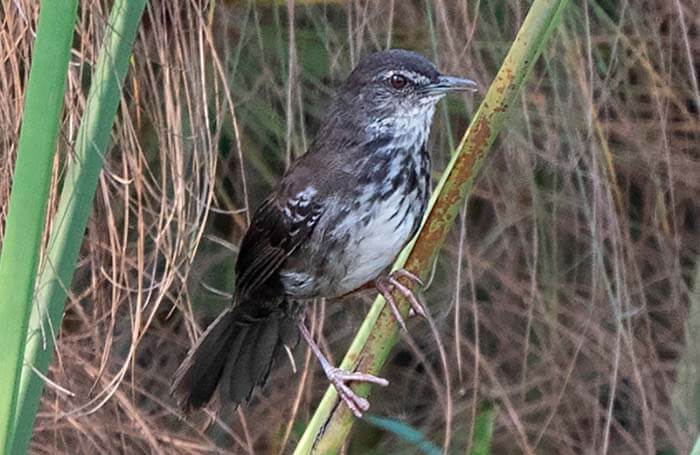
xmin=390 ymin=74 xmax=408 ymax=89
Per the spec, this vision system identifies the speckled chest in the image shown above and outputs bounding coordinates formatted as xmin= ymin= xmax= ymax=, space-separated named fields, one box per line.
xmin=278 ymin=106 xmax=435 ymax=298
xmin=328 ymin=145 xmax=431 ymax=295
xmin=279 ymin=148 xmax=431 ymax=299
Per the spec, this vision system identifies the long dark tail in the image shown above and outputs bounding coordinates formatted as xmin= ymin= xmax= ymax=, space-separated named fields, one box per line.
xmin=172 ymin=303 xmax=298 ymax=411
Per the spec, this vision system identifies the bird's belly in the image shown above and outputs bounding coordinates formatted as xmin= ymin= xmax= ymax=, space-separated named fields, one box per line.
xmin=279 ymin=195 xmax=425 ymax=299
xmin=324 ymin=187 xmax=425 ymax=297
xmin=279 ymin=189 xmax=425 ymax=299
xmin=336 ymin=215 xmax=415 ymax=293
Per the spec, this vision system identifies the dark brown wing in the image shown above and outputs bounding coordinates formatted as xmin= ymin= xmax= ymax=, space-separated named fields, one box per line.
xmin=234 ymin=190 xmax=322 ymax=301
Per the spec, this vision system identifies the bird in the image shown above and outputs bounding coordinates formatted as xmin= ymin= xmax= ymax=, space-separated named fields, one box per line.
xmin=172 ymin=48 xmax=477 ymax=418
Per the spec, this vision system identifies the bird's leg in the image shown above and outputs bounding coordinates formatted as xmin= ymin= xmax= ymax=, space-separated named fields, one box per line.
xmin=297 ymin=319 xmax=388 ymax=418
xmin=374 ymin=268 xmax=428 ymax=331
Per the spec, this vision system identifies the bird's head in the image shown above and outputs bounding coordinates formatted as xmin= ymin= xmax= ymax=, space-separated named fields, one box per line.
xmin=337 ymin=49 xmax=477 ymax=129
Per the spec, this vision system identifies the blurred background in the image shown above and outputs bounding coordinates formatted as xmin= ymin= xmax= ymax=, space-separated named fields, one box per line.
xmin=1 ymin=0 xmax=699 ymax=453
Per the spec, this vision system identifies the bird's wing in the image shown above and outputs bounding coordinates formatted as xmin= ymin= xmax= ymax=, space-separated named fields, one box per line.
xmin=234 ymin=188 xmax=322 ymax=300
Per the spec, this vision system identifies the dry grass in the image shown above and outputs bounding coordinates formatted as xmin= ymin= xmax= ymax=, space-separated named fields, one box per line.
xmin=1 ymin=0 xmax=699 ymax=453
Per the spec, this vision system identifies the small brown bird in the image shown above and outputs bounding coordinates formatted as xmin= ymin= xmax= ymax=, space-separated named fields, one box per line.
xmin=172 ymin=49 xmax=477 ymax=417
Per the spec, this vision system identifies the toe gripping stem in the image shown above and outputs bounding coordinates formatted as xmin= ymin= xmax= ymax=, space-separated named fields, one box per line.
xmin=375 ymin=268 xmax=428 ymax=331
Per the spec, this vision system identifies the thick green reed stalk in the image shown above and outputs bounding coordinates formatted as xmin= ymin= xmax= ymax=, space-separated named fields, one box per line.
xmin=5 ymin=1 xmax=146 ymax=454
xmin=294 ymin=0 xmax=570 ymax=452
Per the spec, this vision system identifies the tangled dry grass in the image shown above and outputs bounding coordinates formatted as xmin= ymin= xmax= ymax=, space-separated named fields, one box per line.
xmin=1 ymin=0 xmax=699 ymax=453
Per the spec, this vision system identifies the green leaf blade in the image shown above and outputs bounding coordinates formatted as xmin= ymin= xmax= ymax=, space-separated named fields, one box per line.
xmin=0 ymin=2 xmax=79 ymax=452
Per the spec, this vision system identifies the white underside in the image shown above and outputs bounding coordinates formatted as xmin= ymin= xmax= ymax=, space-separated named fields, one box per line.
xmin=334 ymin=188 xmax=419 ymax=294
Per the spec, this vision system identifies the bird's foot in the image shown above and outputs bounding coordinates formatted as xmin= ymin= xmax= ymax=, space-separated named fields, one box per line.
xmin=324 ymin=366 xmax=389 ymax=418
xmin=375 ymin=269 xmax=428 ymax=331
xmin=296 ymin=319 xmax=388 ymax=418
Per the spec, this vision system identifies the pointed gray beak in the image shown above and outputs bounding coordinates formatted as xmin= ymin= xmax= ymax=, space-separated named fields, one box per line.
xmin=425 ymin=75 xmax=478 ymax=95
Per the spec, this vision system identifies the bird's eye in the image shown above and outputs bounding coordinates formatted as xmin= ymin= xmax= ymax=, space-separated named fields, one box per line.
xmin=389 ymin=74 xmax=408 ymax=90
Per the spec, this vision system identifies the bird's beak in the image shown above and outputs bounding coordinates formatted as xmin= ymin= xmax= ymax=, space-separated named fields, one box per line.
xmin=426 ymin=75 xmax=479 ymax=94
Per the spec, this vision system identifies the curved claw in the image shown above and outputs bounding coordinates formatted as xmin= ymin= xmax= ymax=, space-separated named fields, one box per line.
xmin=392 ymin=268 xmax=424 ymax=287
xmin=376 ymin=278 xmax=408 ymax=331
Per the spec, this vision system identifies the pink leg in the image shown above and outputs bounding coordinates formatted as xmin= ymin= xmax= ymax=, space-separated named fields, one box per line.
xmin=375 ymin=268 xmax=428 ymax=331
xmin=297 ymin=320 xmax=388 ymax=418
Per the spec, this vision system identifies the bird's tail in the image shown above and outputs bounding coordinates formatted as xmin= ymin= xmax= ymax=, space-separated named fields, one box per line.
xmin=172 ymin=302 xmax=299 ymax=411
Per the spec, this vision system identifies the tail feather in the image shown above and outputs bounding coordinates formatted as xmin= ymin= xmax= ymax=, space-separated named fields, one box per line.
xmin=227 ymin=326 xmax=256 ymax=402
xmin=249 ymin=317 xmax=280 ymax=388
xmin=172 ymin=309 xmax=237 ymax=410
xmin=172 ymin=303 xmax=296 ymax=411
xmin=218 ymin=324 xmax=250 ymax=403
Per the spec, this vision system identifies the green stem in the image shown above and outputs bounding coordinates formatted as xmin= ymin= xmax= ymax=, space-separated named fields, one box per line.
xmin=294 ymin=0 xmax=570 ymax=452
xmin=0 ymin=2 xmax=78 ymax=452
xmin=10 ymin=1 xmax=146 ymax=453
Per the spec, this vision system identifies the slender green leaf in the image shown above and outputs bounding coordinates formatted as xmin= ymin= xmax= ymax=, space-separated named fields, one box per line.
xmin=364 ymin=415 xmax=441 ymax=455
xmin=470 ymin=404 xmax=495 ymax=455
xmin=0 ymin=2 xmax=78 ymax=452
